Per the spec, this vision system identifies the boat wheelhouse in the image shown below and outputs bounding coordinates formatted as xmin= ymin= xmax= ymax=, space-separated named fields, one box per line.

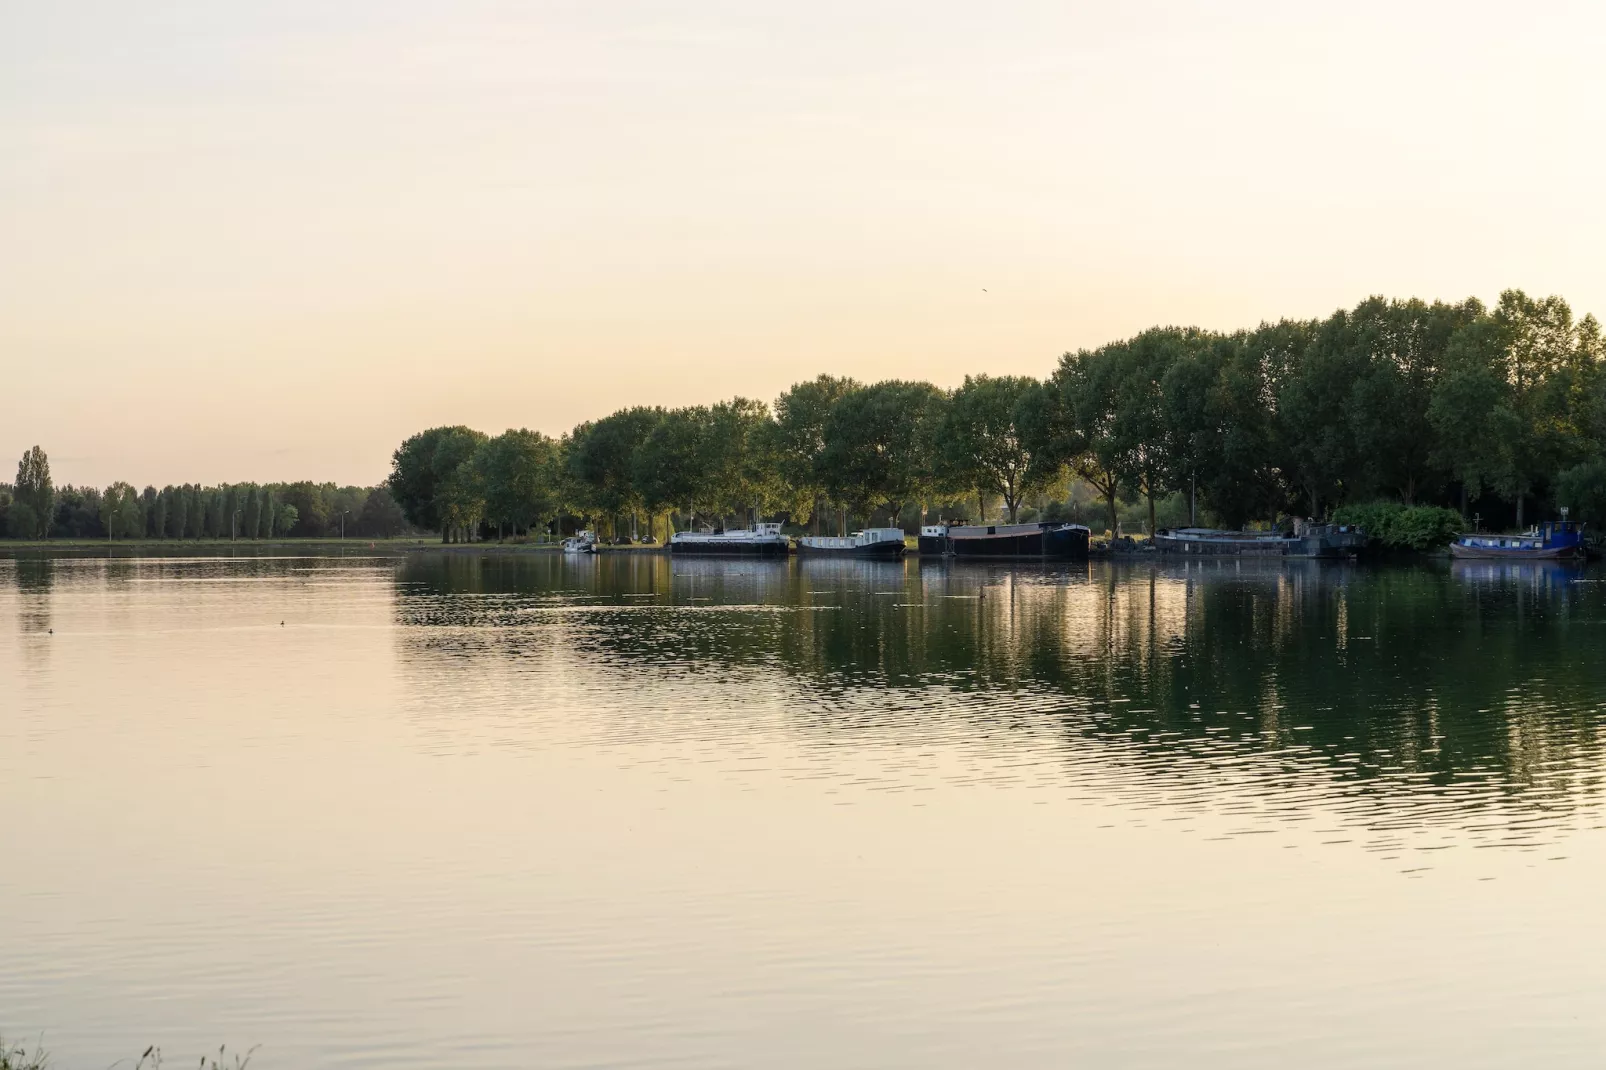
xmin=918 ymin=525 xmax=950 ymax=556
xmin=796 ymin=527 xmax=906 ymax=558
xmin=668 ymin=522 xmax=791 ymax=557
xmin=1449 ymin=520 xmax=1584 ymax=561
xmin=921 ymin=521 xmax=1091 ymax=560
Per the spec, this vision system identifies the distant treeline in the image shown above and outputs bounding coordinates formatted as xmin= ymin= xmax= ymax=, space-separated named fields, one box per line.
xmin=387 ymin=290 xmax=1606 ymax=542
xmin=12 ymin=289 xmax=1604 ymax=544
xmin=2 ymin=451 xmax=409 ymax=540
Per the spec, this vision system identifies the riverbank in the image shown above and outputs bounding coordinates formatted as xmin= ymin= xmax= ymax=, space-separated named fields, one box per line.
xmin=0 ymin=537 xmax=433 ymax=554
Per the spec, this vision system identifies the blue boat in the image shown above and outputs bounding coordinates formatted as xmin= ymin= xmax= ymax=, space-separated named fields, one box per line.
xmin=1449 ymin=520 xmax=1585 ymax=561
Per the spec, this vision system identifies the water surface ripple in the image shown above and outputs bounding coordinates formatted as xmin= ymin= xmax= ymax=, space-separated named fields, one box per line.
xmin=4 ymin=552 xmax=1606 ymax=1068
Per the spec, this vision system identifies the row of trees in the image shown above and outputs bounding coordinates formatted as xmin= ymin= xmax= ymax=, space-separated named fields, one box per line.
xmin=390 ymin=290 xmax=1606 ymax=541
xmin=3 ymin=448 xmax=411 ymax=540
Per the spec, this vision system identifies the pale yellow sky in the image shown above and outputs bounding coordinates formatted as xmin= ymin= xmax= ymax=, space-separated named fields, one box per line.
xmin=4 ymin=2 xmax=1605 ymax=487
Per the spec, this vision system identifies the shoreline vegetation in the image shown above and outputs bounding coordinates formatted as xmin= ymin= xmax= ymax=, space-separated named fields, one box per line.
xmin=377 ymin=290 xmax=1606 ymax=554
xmin=0 ymin=1039 xmax=251 ymax=1070
xmin=7 ymin=291 xmax=1606 ymax=556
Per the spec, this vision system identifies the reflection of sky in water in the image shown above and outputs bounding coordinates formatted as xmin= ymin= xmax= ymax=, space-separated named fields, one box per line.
xmin=4 ymin=552 xmax=1606 ymax=1070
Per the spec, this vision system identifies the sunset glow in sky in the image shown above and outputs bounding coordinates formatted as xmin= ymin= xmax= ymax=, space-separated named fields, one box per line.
xmin=5 ymin=1 xmax=1606 ymax=486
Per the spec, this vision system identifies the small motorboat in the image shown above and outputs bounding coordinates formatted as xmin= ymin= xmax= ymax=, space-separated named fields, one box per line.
xmin=561 ymin=530 xmax=598 ymax=554
xmin=1449 ymin=520 xmax=1585 ymax=561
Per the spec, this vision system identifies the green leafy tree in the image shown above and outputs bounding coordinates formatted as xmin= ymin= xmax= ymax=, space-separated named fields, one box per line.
xmin=327 ymin=486 xmax=367 ymax=538
xmin=386 ymin=425 xmax=488 ymax=540
xmin=277 ymin=481 xmax=332 ymax=537
xmin=1344 ymin=297 xmax=1481 ymax=504
xmin=1157 ymin=332 xmax=1227 ymax=526
xmin=356 ymin=487 xmax=409 ymax=538
xmin=634 ymin=407 xmax=714 ymax=526
xmin=205 ymin=486 xmax=227 ymax=537
xmin=99 ymin=482 xmax=142 ymax=538
xmin=477 ymin=428 xmax=562 ymax=538
xmin=1429 ymin=318 xmax=1516 ymax=515
xmin=770 ymin=375 xmax=859 ymax=531
xmin=184 ymin=485 xmax=204 ymax=539
xmin=820 ymin=381 xmax=947 ymax=527
xmin=565 ymin=408 xmax=661 ymax=539
xmin=1494 ymin=291 xmax=1573 ymax=526
xmin=220 ymin=485 xmax=239 ymax=538
xmin=1111 ymin=329 xmax=1201 ymax=533
xmin=1274 ymin=312 xmax=1368 ymax=517
xmin=7 ymin=502 xmax=39 ymax=539
xmin=704 ymin=397 xmax=781 ymax=523
xmin=141 ymin=486 xmax=161 ymax=537
xmin=13 ymin=446 xmax=53 ymax=539
xmin=242 ymin=485 xmax=262 ymax=539
xmin=1203 ymin=322 xmax=1306 ymax=527
xmin=1557 ymin=459 xmax=1606 ymax=527
xmin=941 ymin=375 xmax=1055 ymax=523
xmin=1054 ymin=346 xmax=1134 ymax=535
xmin=164 ymin=485 xmax=187 ymax=539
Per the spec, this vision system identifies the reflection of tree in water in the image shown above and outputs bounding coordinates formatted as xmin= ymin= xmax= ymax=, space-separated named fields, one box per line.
xmin=392 ymin=553 xmax=1606 ymax=846
xmin=4 ymin=554 xmax=55 ymax=674
xmin=7 ymin=554 xmax=54 ymax=634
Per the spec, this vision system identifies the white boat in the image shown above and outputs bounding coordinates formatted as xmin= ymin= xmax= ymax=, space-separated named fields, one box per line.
xmin=669 ymin=522 xmax=790 ymax=557
xmin=796 ymin=527 xmax=907 ymax=558
xmin=561 ymin=530 xmax=597 ymax=554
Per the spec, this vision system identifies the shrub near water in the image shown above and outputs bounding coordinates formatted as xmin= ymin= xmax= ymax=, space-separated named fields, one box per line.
xmin=1332 ymin=502 xmax=1464 ymax=551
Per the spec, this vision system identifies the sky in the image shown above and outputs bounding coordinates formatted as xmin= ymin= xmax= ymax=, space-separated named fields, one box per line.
xmin=4 ymin=1 xmax=1606 ymax=488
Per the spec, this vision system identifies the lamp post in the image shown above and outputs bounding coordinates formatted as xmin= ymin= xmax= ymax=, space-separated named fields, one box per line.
xmin=338 ymin=509 xmax=351 ymax=538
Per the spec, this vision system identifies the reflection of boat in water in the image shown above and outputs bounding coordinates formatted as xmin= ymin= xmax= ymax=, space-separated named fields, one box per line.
xmin=561 ymin=530 xmax=597 ymax=554
xmin=919 ymin=522 xmax=1091 ymax=559
xmin=1449 ymin=520 xmax=1585 ymax=561
xmin=1153 ymin=524 xmax=1365 ymax=559
xmin=796 ymin=528 xmax=906 ymax=558
xmin=669 ymin=522 xmax=790 ymax=557
xmin=1450 ymin=558 xmax=1585 ymax=588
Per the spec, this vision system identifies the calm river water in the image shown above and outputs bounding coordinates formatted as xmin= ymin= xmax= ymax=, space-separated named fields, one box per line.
xmin=4 ymin=551 xmax=1606 ymax=1068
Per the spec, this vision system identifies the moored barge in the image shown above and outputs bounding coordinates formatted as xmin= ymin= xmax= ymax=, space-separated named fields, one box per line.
xmin=921 ymin=521 xmax=1091 ymax=560
xmin=1449 ymin=520 xmax=1585 ymax=561
xmin=1153 ymin=524 xmax=1365 ymax=559
xmin=669 ymin=522 xmax=791 ymax=557
xmin=796 ymin=527 xmax=907 ymax=558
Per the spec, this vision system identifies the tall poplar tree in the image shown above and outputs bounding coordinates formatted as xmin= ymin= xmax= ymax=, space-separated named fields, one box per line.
xmin=13 ymin=446 xmax=54 ymax=538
